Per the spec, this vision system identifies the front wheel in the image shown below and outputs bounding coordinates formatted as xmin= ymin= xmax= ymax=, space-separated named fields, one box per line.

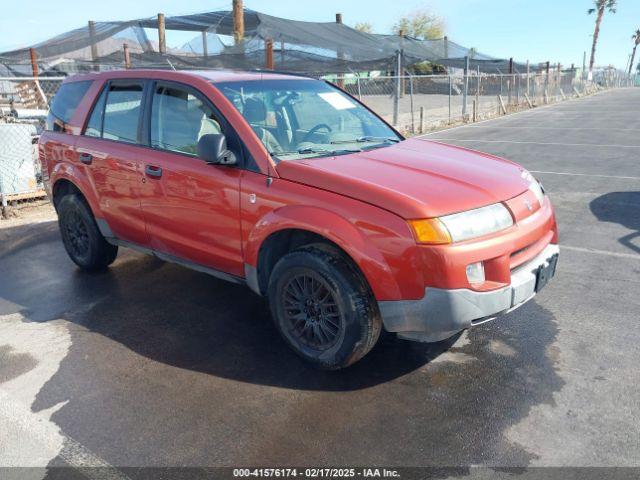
xmin=268 ymin=246 xmax=382 ymax=369
xmin=58 ymin=194 xmax=118 ymax=271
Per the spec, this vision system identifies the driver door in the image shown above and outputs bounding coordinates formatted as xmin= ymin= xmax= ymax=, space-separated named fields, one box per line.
xmin=138 ymin=81 xmax=244 ymax=277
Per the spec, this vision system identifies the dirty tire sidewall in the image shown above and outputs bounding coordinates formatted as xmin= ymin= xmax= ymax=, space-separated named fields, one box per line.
xmin=58 ymin=194 xmax=118 ymax=271
xmin=268 ymin=247 xmax=381 ymax=370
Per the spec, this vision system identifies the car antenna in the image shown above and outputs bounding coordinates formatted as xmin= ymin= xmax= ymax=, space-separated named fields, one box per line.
xmin=166 ymin=59 xmax=177 ymax=71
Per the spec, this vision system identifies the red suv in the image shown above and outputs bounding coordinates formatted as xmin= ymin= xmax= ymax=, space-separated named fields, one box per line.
xmin=40 ymin=70 xmax=558 ymax=369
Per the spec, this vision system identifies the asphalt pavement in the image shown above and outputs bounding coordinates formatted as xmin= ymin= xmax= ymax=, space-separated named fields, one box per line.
xmin=1 ymin=88 xmax=639 ymax=478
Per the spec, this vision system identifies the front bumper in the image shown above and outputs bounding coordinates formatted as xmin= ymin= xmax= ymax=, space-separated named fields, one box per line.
xmin=378 ymin=243 xmax=559 ymax=342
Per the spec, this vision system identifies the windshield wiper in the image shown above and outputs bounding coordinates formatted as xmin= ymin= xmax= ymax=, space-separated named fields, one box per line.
xmin=330 ymin=136 xmax=400 ymax=145
xmin=271 ymin=147 xmax=362 ymax=157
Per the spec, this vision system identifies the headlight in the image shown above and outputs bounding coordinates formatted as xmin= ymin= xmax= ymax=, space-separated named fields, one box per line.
xmin=409 ymin=203 xmax=513 ymax=244
xmin=522 ymin=169 xmax=545 ymax=206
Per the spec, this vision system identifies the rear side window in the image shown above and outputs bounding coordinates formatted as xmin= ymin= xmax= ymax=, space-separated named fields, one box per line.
xmin=85 ymin=87 xmax=107 ymax=138
xmin=102 ymin=83 xmax=144 ymax=144
xmin=46 ymin=80 xmax=92 ymax=132
xmin=83 ymin=81 xmax=144 ymax=144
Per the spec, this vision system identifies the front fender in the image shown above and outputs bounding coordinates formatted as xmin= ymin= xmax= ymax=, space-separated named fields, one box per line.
xmin=244 ymin=205 xmax=403 ymax=300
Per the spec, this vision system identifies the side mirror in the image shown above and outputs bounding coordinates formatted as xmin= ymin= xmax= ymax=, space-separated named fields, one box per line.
xmin=197 ymin=134 xmax=237 ymax=165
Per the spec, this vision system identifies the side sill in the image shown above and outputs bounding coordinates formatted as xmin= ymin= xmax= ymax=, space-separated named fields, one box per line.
xmin=107 ymin=238 xmax=245 ymax=286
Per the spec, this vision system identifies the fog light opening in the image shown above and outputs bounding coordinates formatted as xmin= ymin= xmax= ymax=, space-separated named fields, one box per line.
xmin=466 ymin=261 xmax=485 ymax=285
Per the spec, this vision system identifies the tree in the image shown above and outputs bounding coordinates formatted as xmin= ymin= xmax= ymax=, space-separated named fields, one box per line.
xmin=587 ymin=0 xmax=617 ymax=78
xmin=354 ymin=22 xmax=373 ymax=33
xmin=629 ymin=29 xmax=640 ymax=76
xmin=392 ymin=10 xmax=445 ymax=39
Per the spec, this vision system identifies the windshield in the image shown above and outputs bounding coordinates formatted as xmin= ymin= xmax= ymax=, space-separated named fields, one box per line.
xmin=215 ymin=79 xmax=402 ymax=161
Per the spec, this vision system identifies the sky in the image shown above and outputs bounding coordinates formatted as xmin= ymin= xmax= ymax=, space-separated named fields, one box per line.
xmin=1 ymin=0 xmax=639 ymax=71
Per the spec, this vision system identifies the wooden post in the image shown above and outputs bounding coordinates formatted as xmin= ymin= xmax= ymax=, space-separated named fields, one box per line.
xmin=557 ymin=62 xmax=561 ymax=99
xmin=88 ymin=21 xmax=98 ymax=62
xmin=265 ymin=39 xmax=274 ymax=70
xmin=123 ymin=43 xmax=131 ymax=69
xmin=472 ymin=99 xmax=477 ymax=122
xmin=524 ymin=92 xmax=533 ymax=108
xmin=498 ymin=95 xmax=507 ymax=114
xmin=157 ymin=13 xmax=166 ymax=54
xmin=526 ymin=60 xmax=530 ymax=98
xmin=202 ymin=31 xmax=208 ymax=57
xmin=29 ymin=48 xmax=38 ymax=78
xmin=233 ymin=0 xmax=244 ymax=44
xmin=419 ymin=106 xmax=424 ymax=134
xmin=336 ymin=13 xmax=345 ymax=88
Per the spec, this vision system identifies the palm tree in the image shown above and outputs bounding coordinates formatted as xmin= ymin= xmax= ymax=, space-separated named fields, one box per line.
xmin=629 ymin=29 xmax=640 ymax=76
xmin=587 ymin=0 xmax=617 ymax=78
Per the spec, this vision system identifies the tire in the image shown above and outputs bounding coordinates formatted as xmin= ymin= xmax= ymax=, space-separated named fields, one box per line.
xmin=57 ymin=194 xmax=118 ymax=271
xmin=268 ymin=246 xmax=382 ymax=370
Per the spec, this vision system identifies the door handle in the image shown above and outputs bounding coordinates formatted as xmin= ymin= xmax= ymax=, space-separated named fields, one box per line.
xmin=145 ymin=164 xmax=163 ymax=178
xmin=79 ymin=153 xmax=93 ymax=165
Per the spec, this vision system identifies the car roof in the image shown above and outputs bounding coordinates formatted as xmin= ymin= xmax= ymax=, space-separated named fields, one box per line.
xmin=66 ymin=69 xmax=315 ymax=84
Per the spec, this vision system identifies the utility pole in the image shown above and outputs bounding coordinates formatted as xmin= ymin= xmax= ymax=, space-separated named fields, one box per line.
xmin=233 ymin=0 xmax=244 ymax=45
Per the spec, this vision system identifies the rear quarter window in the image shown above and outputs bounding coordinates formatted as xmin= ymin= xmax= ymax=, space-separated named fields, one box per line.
xmin=46 ymin=80 xmax=92 ymax=132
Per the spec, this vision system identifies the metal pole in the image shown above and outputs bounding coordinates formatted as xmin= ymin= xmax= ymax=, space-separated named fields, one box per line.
xmin=526 ymin=60 xmax=530 ymax=98
xmin=202 ymin=31 xmax=208 ymax=57
xmin=336 ymin=13 xmax=345 ymax=88
xmin=476 ymin=65 xmax=480 ymax=117
xmin=409 ymin=74 xmax=415 ymax=133
xmin=356 ymin=76 xmax=361 ymax=100
xmin=393 ymin=51 xmax=401 ymax=126
xmin=462 ymin=56 xmax=469 ymax=120
xmin=448 ymin=75 xmax=452 ymax=123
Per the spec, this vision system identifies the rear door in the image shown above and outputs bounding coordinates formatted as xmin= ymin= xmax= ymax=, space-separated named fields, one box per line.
xmin=75 ymin=80 xmax=149 ymax=246
xmin=137 ymin=81 xmax=244 ymax=276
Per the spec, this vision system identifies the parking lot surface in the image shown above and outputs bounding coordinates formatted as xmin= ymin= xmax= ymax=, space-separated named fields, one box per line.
xmin=1 ymin=88 xmax=639 ymax=476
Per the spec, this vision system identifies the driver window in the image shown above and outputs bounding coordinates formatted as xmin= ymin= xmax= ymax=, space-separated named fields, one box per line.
xmin=150 ymin=85 xmax=221 ymax=155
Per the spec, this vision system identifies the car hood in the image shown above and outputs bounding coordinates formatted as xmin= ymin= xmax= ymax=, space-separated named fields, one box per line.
xmin=275 ymin=138 xmax=531 ymax=219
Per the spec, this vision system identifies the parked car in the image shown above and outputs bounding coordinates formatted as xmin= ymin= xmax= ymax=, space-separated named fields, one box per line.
xmin=39 ymin=70 xmax=559 ymax=369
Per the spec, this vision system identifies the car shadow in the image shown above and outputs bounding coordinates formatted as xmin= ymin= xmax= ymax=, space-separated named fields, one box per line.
xmin=590 ymin=191 xmax=640 ymax=254
xmin=0 ymin=220 xmax=457 ymax=391
xmin=1 ymin=219 xmax=564 ymax=466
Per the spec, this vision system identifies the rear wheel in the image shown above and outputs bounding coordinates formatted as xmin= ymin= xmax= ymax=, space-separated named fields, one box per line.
xmin=268 ymin=246 xmax=381 ymax=369
xmin=58 ymin=194 xmax=118 ymax=271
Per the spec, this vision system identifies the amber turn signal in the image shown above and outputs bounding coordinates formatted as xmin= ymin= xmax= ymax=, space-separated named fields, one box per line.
xmin=408 ymin=218 xmax=452 ymax=244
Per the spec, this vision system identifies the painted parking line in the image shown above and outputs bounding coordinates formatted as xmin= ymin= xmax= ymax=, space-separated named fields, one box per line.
xmin=0 ymin=390 xmax=131 ymax=480
xmin=461 ymin=126 xmax=640 ymax=131
xmin=426 ymin=139 xmax=640 ymax=149
xmin=561 ymin=245 xmax=640 ymax=260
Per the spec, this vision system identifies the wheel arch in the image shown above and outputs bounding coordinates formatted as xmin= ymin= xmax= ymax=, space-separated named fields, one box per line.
xmin=244 ymin=206 xmax=402 ymax=300
xmin=50 ymin=164 xmax=101 ymax=218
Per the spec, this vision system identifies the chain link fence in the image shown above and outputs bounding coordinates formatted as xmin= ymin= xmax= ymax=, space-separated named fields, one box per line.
xmin=0 ymin=71 xmax=636 ymax=211
xmin=0 ymin=77 xmax=63 ymax=210
xmin=339 ymin=70 xmax=636 ymax=133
